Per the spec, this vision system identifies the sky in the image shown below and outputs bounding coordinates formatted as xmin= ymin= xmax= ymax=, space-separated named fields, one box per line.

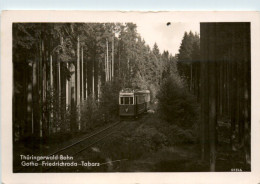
xmin=136 ymin=22 xmax=200 ymax=56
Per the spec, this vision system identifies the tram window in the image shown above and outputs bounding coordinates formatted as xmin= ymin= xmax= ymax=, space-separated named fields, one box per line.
xmin=130 ymin=97 xmax=133 ymax=104
xmin=125 ymin=97 xmax=129 ymax=104
xmin=120 ymin=97 xmax=124 ymax=105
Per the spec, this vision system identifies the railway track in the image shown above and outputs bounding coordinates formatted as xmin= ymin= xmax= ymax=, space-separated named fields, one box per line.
xmin=15 ymin=120 xmax=123 ymax=172
xmin=47 ymin=114 xmax=149 ymax=172
xmin=15 ymin=114 xmax=149 ymax=172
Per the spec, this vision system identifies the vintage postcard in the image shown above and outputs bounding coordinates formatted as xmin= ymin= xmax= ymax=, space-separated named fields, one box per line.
xmin=1 ymin=11 xmax=260 ymax=184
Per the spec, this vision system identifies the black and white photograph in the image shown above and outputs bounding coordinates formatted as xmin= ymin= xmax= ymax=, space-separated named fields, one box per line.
xmin=1 ymin=11 xmax=260 ymax=184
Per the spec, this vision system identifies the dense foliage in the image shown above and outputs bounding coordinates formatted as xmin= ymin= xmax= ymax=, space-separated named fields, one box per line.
xmin=13 ymin=23 xmax=178 ymax=140
xmin=177 ymin=31 xmax=200 ymax=93
xmin=157 ymin=74 xmax=199 ymax=129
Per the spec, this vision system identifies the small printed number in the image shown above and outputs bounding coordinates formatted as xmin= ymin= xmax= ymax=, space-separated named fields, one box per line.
xmin=231 ymin=168 xmax=242 ymax=172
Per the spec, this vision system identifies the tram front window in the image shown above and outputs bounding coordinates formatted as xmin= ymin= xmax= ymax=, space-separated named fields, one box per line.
xmin=130 ymin=97 xmax=133 ymax=104
xmin=125 ymin=97 xmax=130 ymax=104
xmin=120 ymin=97 xmax=133 ymax=105
xmin=120 ymin=97 xmax=124 ymax=105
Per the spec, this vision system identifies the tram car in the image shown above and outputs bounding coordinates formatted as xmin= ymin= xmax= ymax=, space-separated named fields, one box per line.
xmin=119 ymin=88 xmax=150 ymax=117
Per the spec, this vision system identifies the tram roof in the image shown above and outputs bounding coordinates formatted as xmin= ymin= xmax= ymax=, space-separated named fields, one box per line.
xmin=120 ymin=88 xmax=135 ymax=93
xmin=135 ymin=90 xmax=150 ymax=94
xmin=120 ymin=88 xmax=150 ymax=95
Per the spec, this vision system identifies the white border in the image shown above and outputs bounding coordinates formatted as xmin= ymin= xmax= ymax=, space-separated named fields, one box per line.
xmin=1 ymin=11 xmax=260 ymax=184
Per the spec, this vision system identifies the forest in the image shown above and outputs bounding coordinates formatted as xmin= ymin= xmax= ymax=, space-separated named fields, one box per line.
xmin=176 ymin=23 xmax=251 ymax=171
xmin=13 ymin=22 xmax=251 ymax=172
xmin=13 ymin=23 xmax=176 ymax=140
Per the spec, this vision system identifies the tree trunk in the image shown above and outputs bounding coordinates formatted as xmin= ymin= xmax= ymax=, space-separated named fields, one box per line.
xmin=105 ymin=51 xmax=107 ymax=82
xmin=106 ymin=38 xmax=109 ymax=82
xmin=42 ymin=39 xmax=48 ymax=139
xmin=70 ymin=63 xmax=76 ymax=133
xmin=66 ymin=63 xmax=69 ymax=108
xmin=33 ymin=53 xmax=40 ymax=139
xmin=49 ymin=54 xmax=53 ymax=134
xmin=85 ymin=56 xmax=88 ymax=99
xmin=61 ymin=62 xmax=67 ymax=132
xmin=209 ymin=60 xmax=217 ymax=171
xmin=76 ymin=36 xmax=81 ymax=106
xmin=92 ymin=59 xmax=95 ymax=96
xmin=200 ymin=24 xmax=210 ymax=162
xmin=112 ymin=36 xmax=114 ymax=80
xmin=242 ymin=24 xmax=251 ymax=165
xmin=81 ymin=46 xmax=84 ymax=101
xmin=26 ymin=62 xmax=33 ymax=138
xmin=208 ymin=24 xmax=217 ymax=172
